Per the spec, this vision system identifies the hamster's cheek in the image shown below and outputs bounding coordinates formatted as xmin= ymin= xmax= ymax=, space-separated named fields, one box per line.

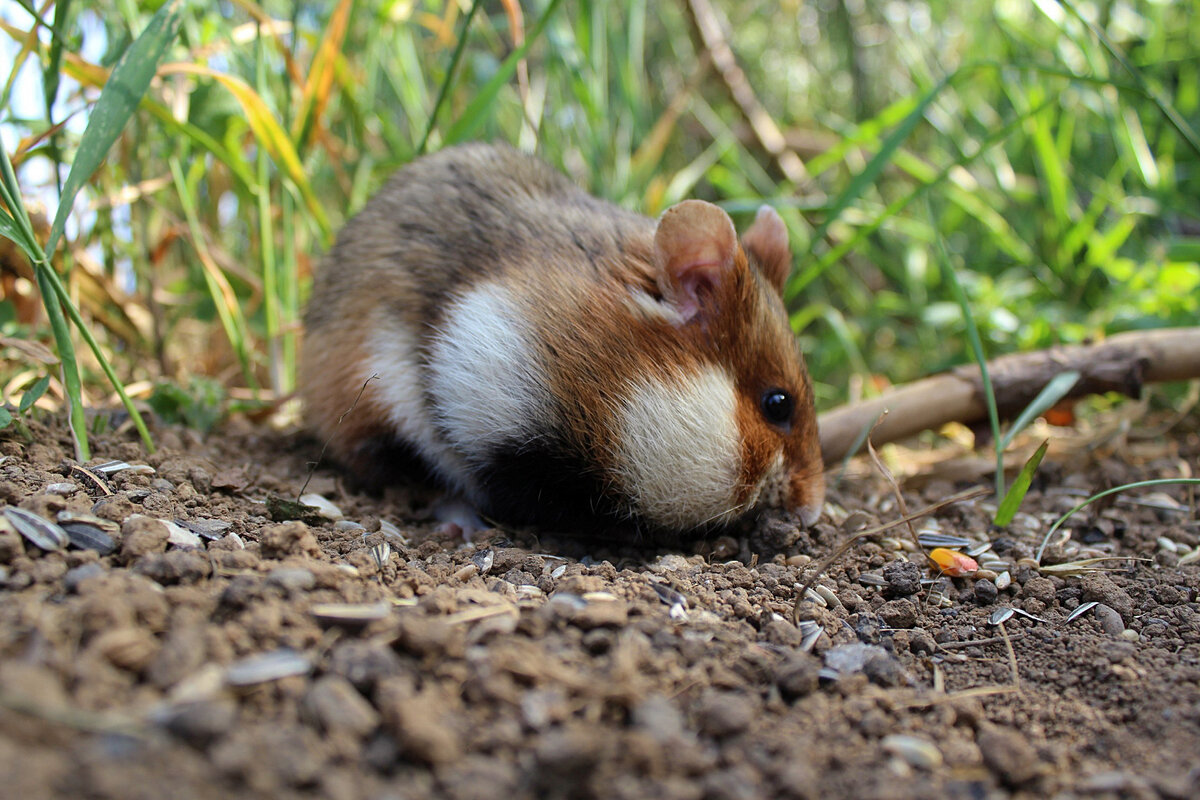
xmin=612 ymin=366 xmax=743 ymax=530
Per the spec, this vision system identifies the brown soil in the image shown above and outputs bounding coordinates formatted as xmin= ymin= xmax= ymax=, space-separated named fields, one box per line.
xmin=0 ymin=412 xmax=1197 ymax=800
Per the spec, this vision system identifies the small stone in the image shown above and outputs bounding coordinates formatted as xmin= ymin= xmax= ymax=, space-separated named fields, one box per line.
xmin=64 ymin=562 xmax=105 ymax=593
xmin=326 ymin=641 xmax=405 ymax=691
xmin=978 ymin=724 xmax=1041 ymax=786
xmin=267 ymin=567 xmax=316 ymax=592
xmin=908 ymin=628 xmax=936 ymax=655
xmin=973 ymin=578 xmax=999 ymax=605
xmin=695 ymin=691 xmax=753 ymax=738
xmin=631 ymin=694 xmax=689 ymax=744
xmin=878 ymin=598 xmax=918 ymax=628
xmin=259 ymin=521 xmax=321 ymax=559
xmin=1021 ymin=576 xmax=1056 ymax=605
xmin=862 ymin=650 xmax=906 ymax=687
xmin=161 ymin=699 xmax=237 ymax=747
xmin=133 ymin=550 xmax=212 ymax=585
xmin=1093 ymin=603 xmax=1126 ymax=636
xmin=774 ymin=654 xmax=820 ymax=700
xmin=568 ymin=597 xmax=628 ymax=629
xmin=883 ymin=560 xmax=922 ymax=597
xmin=92 ymin=627 xmax=160 ymax=672
xmin=1081 ymin=574 xmax=1134 ymax=623
xmin=304 ymin=675 xmax=380 ymax=738
xmin=120 ymin=516 xmax=169 ymax=559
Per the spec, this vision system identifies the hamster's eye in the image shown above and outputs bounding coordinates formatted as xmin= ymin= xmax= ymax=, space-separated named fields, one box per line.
xmin=760 ymin=389 xmax=794 ymax=428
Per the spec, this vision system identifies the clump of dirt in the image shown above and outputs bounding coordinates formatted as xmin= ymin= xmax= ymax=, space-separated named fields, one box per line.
xmin=0 ymin=412 xmax=1197 ymax=800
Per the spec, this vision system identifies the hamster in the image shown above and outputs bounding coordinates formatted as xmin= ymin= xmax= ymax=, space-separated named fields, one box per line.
xmin=301 ymin=142 xmax=824 ymax=536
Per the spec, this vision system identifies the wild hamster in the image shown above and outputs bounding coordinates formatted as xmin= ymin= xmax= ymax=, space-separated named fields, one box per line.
xmin=301 ymin=142 xmax=824 ymax=536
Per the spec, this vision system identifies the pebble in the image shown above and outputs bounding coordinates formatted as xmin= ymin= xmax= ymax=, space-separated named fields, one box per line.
xmin=63 ymin=562 xmax=105 ymax=592
xmin=1093 ymin=603 xmax=1126 ymax=636
xmin=259 ymin=522 xmax=321 ymax=559
xmin=303 ymin=675 xmax=380 ymax=738
xmin=774 ymin=654 xmax=820 ymax=700
xmin=326 ymin=641 xmax=405 ymax=691
xmin=1081 ymin=573 xmax=1134 ymax=623
xmin=695 ymin=691 xmax=753 ymax=738
xmin=267 ymin=567 xmax=317 ymax=592
xmin=120 ymin=516 xmax=169 ymax=559
xmin=160 ymin=699 xmax=238 ymax=747
xmin=977 ymin=725 xmax=1041 ymax=786
xmin=882 ymin=734 xmax=943 ymax=769
xmin=973 ymin=578 xmax=999 ymax=605
xmin=878 ymin=598 xmax=918 ymax=628
xmin=631 ymin=694 xmax=689 ymax=743
xmin=1021 ymin=576 xmax=1056 ymax=605
xmin=883 ymin=560 xmax=922 ymax=597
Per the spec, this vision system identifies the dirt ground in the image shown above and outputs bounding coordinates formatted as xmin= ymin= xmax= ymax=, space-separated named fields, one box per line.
xmin=0 ymin=409 xmax=1197 ymax=800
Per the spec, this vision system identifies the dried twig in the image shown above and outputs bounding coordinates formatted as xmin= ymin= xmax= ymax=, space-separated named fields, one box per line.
xmin=819 ymin=326 xmax=1200 ymax=465
xmin=682 ymin=0 xmax=808 ymax=184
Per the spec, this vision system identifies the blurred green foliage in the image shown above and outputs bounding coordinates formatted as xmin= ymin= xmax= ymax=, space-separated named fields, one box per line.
xmin=0 ymin=0 xmax=1196 ymax=418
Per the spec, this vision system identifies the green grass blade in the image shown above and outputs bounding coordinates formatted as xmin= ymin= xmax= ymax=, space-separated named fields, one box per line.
xmin=417 ymin=0 xmax=483 ymax=155
xmin=34 ymin=266 xmax=88 ymax=460
xmin=788 ymin=72 xmax=952 ymax=301
xmin=994 ymin=439 xmax=1049 ymax=527
xmin=1036 ymin=478 xmax=1200 ymax=564
xmin=46 ymin=0 xmax=185 ymax=257
xmin=1058 ymin=0 xmax=1200 ymax=160
xmin=930 ymin=199 xmax=1003 ymax=499
xmin=17 ymin=374 xmax=50 ymax=415
xmin=168 ymin=157 xmax=259 ymax=393
xmin=1000 ymin=370 xmax=1080 ymax=451
xmin=442 ymin=0 xmax=567 ymax=147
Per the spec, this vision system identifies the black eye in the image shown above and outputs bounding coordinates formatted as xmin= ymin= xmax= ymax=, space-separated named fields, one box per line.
xmin=760 ymin=389 xmax=794 ymax=427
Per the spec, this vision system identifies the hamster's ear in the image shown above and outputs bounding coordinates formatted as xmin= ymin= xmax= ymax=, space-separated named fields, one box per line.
xmin=654 ymin=200 xmax=739 ymax=323
xmin=740 ymin=205 xmax=791 ymax=294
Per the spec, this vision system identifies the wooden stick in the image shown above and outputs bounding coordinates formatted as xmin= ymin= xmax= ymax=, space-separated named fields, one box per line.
xmin=819 ymin=327 xmax=1200 ymax=465
xmin=683 ymin=0 xmax=808 ymax=184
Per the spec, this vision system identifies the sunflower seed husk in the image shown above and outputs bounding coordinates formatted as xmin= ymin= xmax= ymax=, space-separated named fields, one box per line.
xmin=225 ymin=649 xmax=311 ymax=686
xmin=917 ymin=532 xmax=971 ymax=549
xmin=297 ymin=493 xmax=343 ymax=520
xmin=882 ymin=734 xmax=943 ymax=769
xmin=3 ymin=507 xmax=68 ymax=551
xmin=966 ymin=542 xmax=994 ymax=557
xmin=858 ymin=572 xmax=887 ymax=587
xmin=994 ymin=571 xmax=1012 ymax=591
xmin=61 ymin=522 xmax=117 ymax=555
xmin=814 ymin=585 xmax=842 ymax=609
xmin=988 ymin=607 xmax=1015 ymax=625
xmin=57 ymin=512 xmax=119 ymax=534
xmin=1065 ymin=601 xmax=1100 ymax=623
xmin=370 ymin=542 xmax=391 ymax=569
xmin=472 ymin=549 xmax=495 ymax=575
xmin=174 ymin=518 xmax=232 ymax=541
xmin=799 ymin=620 xmax=823 ymax=652
xmin=310 ymin=601 xmax=391 ymax=627
xmin=92 ymin=460 xmax=156 ymax=476
xmin=378 ymin=519 xmax=408 ymax=546
xmin=162 ymin=519 xmax=204 ymax=549
xmin=651 ymin=582 xmax=688 ymax=610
